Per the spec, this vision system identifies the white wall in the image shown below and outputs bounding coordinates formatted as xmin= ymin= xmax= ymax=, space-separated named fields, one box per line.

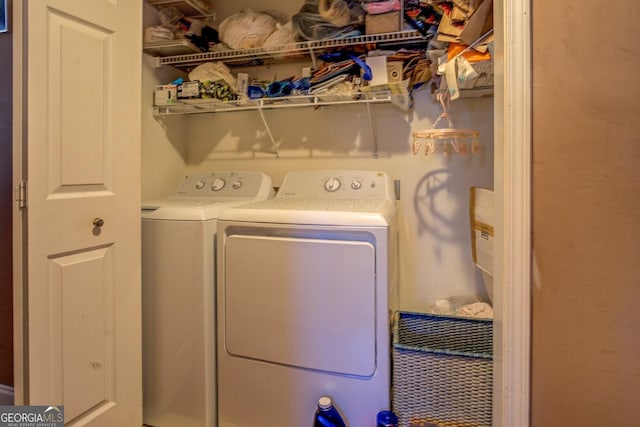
xmin=140 ymin=1 xmax=495 ymax=312
xmin=141 ymin=2 xmax=191 ymax=201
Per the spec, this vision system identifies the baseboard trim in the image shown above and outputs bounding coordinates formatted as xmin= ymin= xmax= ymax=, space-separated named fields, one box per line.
xmin=0 ymin=384 xmax=14 ymax=405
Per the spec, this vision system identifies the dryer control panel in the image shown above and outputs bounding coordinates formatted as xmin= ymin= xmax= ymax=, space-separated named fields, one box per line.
xmin=277 ymin=170 xmax=393 ymax=200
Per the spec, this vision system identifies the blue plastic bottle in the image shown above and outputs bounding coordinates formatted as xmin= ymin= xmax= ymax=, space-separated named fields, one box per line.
xmin=376 ymin=410 xmax=398 ymax=427
xmin=313 ymin=396 xmax=347 ymax=427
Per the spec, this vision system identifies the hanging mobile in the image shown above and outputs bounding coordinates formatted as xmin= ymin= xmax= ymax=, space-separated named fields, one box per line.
xmin=411 ymin=92 xmax=480 ymax=156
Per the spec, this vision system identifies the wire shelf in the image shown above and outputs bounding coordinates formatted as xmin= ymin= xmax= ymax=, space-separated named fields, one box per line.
xmin=153 ymin=91 xmax=394 ymax=116
xmin=150 ymin=31 xmax=429 ymax=67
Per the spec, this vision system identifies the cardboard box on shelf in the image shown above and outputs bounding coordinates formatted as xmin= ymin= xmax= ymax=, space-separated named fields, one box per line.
xmin=154 ymin=84 xmax=177 ymax=105
xmin=177 ymin=81 xmax=201 ymax=99
xmin=365 ymin=11 xmax=401 ymax=35
xmin=470 ymin=187 xmax=494 ymax=301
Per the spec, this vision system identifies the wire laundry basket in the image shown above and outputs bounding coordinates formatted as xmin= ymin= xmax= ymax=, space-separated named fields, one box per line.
xmin=392 ymin=311 xmax=493 ymax=427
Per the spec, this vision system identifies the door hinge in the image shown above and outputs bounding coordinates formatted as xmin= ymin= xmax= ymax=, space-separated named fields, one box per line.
xmin=15 ymin=181 xmax=27 ymax=208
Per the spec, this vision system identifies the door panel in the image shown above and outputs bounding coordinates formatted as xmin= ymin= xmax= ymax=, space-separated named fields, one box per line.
xmin=49 ymin=10 xmax=113 ymax=190
xmin=224 ymin=234 xmax=377 ymax=377
xmin=20 ymin=0 xmax=142 ymax=425
xmin=52 ymin=246 xmax=115 ymax=421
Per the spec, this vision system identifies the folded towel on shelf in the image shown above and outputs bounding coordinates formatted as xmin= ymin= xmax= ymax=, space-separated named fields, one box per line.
xmin=144 ymin=25 xmax=175 ymax=43
xmin=455 ymin=301 xmax=494 ymax=319
xmin=431 ymin=296 xmax=494 ymax=319
xmin=361 ymin=0 xmax=401 ymax=15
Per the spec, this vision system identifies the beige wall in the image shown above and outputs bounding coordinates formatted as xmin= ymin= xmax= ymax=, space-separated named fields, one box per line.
xmin=0 ymin=32 xmax=13 ymax=386
xmin=532 ymin=1 xmax=640 ymax=425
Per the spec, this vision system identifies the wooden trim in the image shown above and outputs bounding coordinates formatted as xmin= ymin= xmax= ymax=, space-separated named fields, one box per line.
xmin=12 ymin=0 xmax=25 ymax=405
xmin=0 ymin=384 xmax=14 ymax=405
xmin=495 ymin=0 xmax=532 ymax=425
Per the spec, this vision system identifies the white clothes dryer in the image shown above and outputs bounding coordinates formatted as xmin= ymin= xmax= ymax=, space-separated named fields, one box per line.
xmin=141 ymin=171 xmax=274 ymax=427
xmin=216 ymin=170 xmax=399 ymax=427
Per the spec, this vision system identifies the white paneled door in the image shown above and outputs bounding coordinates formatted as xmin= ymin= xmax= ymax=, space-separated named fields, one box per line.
xmin=17 ymin=0 xmax=142 ymax=425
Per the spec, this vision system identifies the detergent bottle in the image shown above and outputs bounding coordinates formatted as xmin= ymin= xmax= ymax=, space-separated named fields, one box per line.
xmin=313 ymin=396 xmax=347 ymax=427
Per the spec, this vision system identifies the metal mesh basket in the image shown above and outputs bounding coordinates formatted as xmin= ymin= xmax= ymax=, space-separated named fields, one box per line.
xmin=392 ymin=311 xmax=493 ymax=427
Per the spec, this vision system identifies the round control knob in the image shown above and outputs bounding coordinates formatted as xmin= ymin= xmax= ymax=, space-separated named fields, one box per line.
xmin=232 ymin=181 xmax=242 ymax=190
xmin=350 ymin=179 xmax=362 ymax=190
xmin=324 ymin=177 xmax=341 ymax=192
xmin=195 ymin=180 xmax=206 ymax=190
xmin=211 ymin=178 xmax=226 ymax=191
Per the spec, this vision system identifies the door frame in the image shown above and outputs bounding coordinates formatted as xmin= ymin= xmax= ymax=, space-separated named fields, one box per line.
xmin=12 ymin=0 xmax=25 ymax=404
xmin=11 ymin=0 xmax=533 ymax=424
xmin=494 ymin=0 xmax=532 ymax=425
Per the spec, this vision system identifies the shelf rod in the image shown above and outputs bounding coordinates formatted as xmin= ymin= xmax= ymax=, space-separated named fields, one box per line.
xmin=257 ymin=106 xmax=280 ymax=158
xmin=308 ymin=44 xmax=318 ymax=69
xmin=366 ymin=102 xmax=379 ymax=158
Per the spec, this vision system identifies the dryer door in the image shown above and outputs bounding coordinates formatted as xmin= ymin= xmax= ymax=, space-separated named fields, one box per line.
xmin=223 ymin=233 xmax=377 ymax=377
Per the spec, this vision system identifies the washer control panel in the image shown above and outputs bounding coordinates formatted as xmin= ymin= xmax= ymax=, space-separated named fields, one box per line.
xmin=278 ymin=170 xmax=393 ymax=200
xmin=170 ymin=172 xmax=271 ymax=199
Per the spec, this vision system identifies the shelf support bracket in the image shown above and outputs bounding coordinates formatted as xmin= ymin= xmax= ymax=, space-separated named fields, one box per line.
xmin=257 ymin=106 xmax=280 ymax=158
xmin=306 ymin=43 xmax=318 ymax=69
xmin=366 ymin=102 xmax=379 ymax=158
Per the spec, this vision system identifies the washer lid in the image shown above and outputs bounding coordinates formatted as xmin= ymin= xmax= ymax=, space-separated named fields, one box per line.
xmin=142 ymin=199 xmax=255 ymax=221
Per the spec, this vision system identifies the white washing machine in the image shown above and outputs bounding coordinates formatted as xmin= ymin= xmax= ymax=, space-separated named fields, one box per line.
xmin=216 ymin=170 xmax=399 ymax=427
xmin=141 ymin=171 xmax=274 ymax=427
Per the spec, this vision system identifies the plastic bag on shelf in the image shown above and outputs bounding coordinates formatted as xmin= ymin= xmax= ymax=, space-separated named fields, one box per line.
xmin=262 ymin=21 xmax=296 ymax=51
xmin=218 ymin=9 xmax=279 ymax=50
xmin=292 ymin=0 xmax=365 ymax=41
xmin=157 ymin=7 xmax=219 ymax=51
xmin=188 ymin=61 xmax=236 ymax=90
